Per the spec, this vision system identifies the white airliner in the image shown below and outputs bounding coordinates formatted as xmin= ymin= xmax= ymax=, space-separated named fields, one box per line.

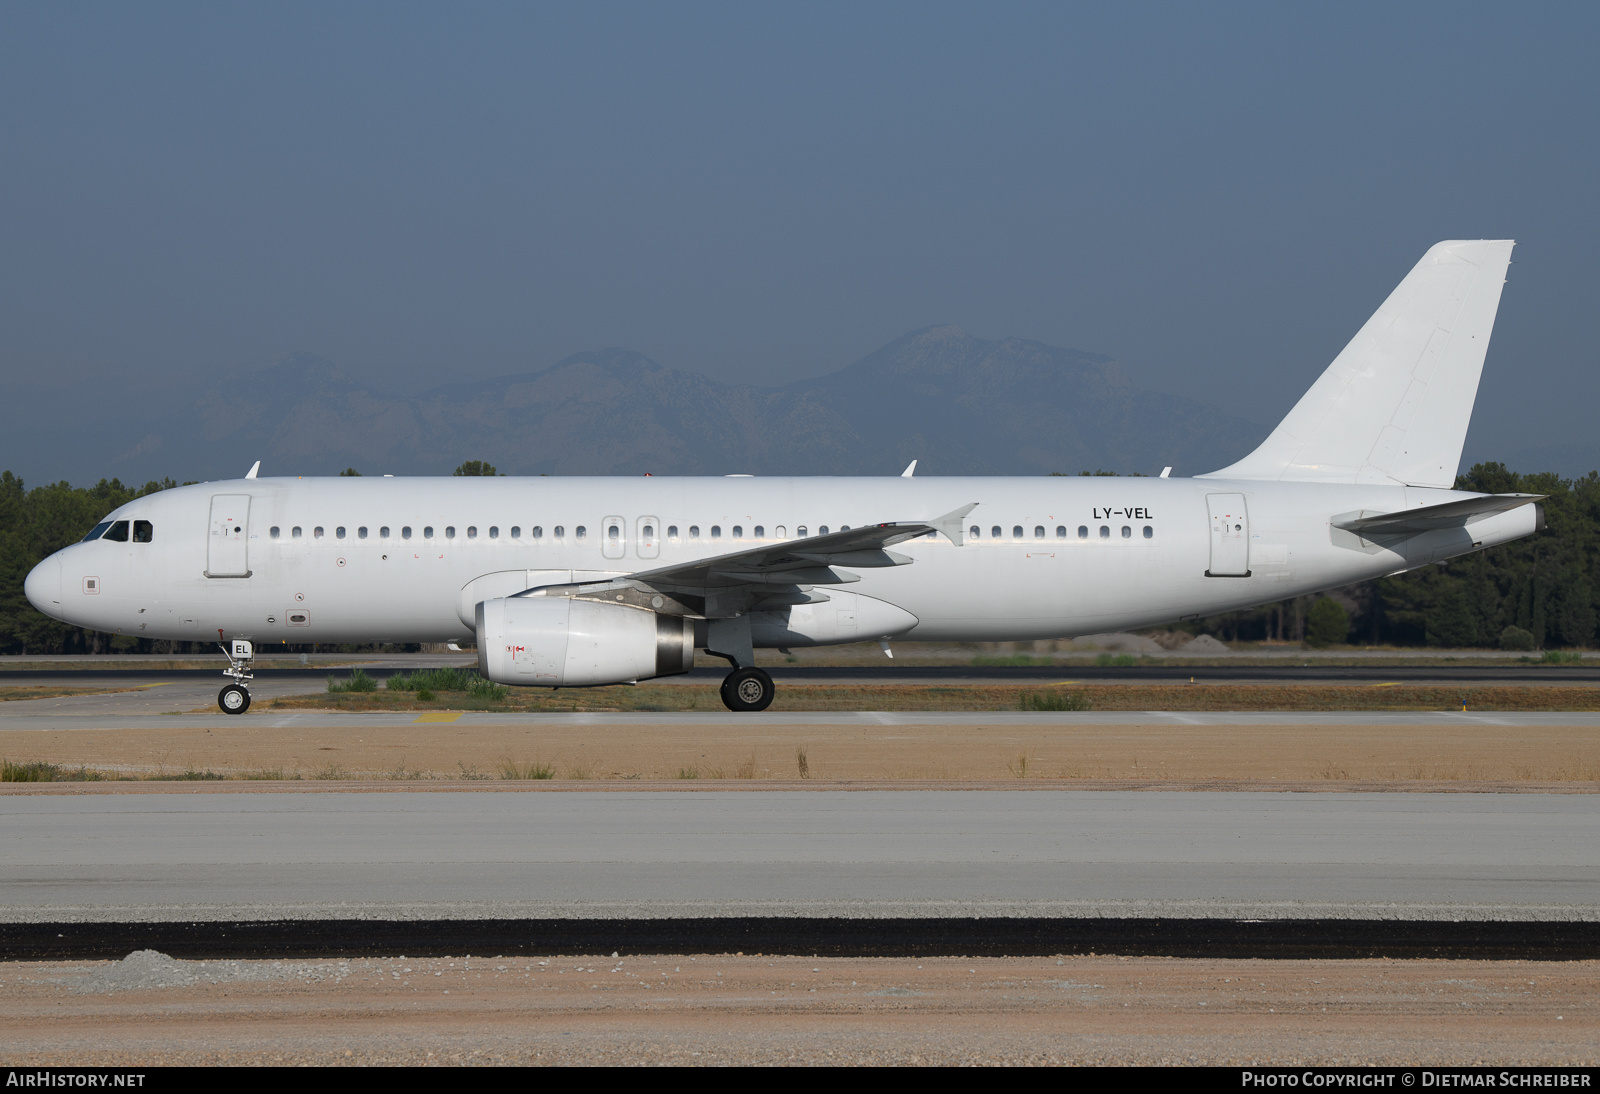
xmin=25 ymin=240 xmax=1541 ymax=714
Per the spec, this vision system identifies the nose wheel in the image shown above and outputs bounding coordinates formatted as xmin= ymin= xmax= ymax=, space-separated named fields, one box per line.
xmin=720 ymin=667 xmax=775 ymax=712
xmin=218 ymin=683 xmax=251 ymax=714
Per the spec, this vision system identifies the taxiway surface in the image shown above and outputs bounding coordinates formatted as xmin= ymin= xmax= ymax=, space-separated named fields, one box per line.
xmin=4 ymin=789 xmax=1596 ymax=923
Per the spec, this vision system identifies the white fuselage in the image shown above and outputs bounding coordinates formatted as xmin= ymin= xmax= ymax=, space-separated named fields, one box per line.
xmin=25 ymin=475 xmax=1538 ymax=650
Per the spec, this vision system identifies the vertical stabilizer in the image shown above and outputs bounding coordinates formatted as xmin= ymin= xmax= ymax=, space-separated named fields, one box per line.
xmin=1201 ymin=240 xmax=1514 ymax=488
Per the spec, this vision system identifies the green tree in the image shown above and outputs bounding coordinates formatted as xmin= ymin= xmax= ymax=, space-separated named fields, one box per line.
xmin=339 ymin=468 xmax=361 ymax=477
xmin=1304 ymin=597 xmax=1349 ymax=648
xmin=453 ymin=460 xmax=501 ymax=477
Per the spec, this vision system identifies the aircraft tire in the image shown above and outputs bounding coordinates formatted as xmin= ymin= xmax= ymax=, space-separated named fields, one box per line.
xmin=721 ymin=667 xmax=774 ymax=712
xmin=218 ymin=684 xmax=251 ymax=715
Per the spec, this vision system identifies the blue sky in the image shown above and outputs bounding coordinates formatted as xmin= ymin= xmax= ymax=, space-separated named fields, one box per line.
xmin=2 ymin=2 xmax=1596 ymax=476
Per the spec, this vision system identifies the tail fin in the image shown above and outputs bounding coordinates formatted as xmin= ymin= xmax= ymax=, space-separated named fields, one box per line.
xmin=1201 ymin=240 xmax=1515 ymax=488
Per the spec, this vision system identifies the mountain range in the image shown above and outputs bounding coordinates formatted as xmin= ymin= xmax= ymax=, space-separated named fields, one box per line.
xmin=23 ymin=327 xmax=1272 ymax=483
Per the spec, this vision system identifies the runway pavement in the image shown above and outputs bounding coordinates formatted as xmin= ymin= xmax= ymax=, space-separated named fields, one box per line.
xmin=3 ymin=789 xmax=1596 ymax=924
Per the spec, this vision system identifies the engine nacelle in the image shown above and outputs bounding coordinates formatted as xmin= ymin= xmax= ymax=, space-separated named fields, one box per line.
xmin=476 ymin=596 xmax=694 ymax=687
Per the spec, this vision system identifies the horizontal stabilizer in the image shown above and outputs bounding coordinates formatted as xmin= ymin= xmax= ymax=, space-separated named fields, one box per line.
xmin=1333 ymin=493 xmax=1543 ymax=536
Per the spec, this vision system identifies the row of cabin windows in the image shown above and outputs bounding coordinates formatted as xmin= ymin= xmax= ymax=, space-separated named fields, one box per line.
xmin=970 ymin=524 xmax=1155 ymax=541
xmin=266 ymin=523 xmax=857 ymax=542
xmin=81 ymin=520 xmax=154 ymax=543
xmin=263 ymin=521 xmax=1155 ymax=544
xmin=270 ymin=524 xmax=588 ymax=541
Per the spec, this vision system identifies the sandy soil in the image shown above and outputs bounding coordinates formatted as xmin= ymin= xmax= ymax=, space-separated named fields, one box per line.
xmin=2 ymin=718 xmax=1597 ymax=783
xmin=2 ymin=952 xmax=1593 ymax=1065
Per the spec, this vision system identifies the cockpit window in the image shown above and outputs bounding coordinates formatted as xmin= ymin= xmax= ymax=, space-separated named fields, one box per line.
xmin=101 ymin=521 xmax=130 ymax=543
xmin=133 ymin=520 xmax=154 ymax=543
xmin=80 ymin=522 xmax=112 ymax=543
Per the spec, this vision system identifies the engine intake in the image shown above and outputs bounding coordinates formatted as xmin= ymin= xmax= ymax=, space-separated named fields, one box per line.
xmin=476 ymin=596 xmax=694 ymax=687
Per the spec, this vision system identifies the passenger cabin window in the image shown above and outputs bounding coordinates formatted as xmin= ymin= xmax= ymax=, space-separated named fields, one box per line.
xmin=425 ymin=526 xmax=435 ymax=539
xmin=990 ymin=526 xmax=1001 ymax=539
xmin=467 ymin=526 xmax=477 ymax=539
xmin=336 ymin=527 xmax=346 ymax=539
xmin=1143 ymin=525 xmax=1153 ymax=539
xmin=1033 ymin=526 xmax=1045 ymax=539
xmin=775 ymin=526 xmax=785 ymax=538
xmin=81 ymin=521 xmax=112 ymax=542
xmin=797 ymin=526 xmax=808 ymax=537
xmin=1078 ymin=526 xmax=1088 ymax=539
xmin=607 ymin=523 xmax=620 ymax=542
xmin=642 ymin=523 xmax=655 ymax=539
xmin=510 ymin=527 xmax=520 ymax=539
xmin=358 ymin=527 xmax=368 ymax=539
xmin=711 ymin=526 xmax=721 ymax=539
xmin=532 ymin=526 xmax=543 ymax=539
xmin=733 ymin=525 xmax=744 ymax=539
xmin=379 ymin=526 xmax=390 ymax=538
xmin=575 ymin=526 xmax=586 ymax=539
xmin=689 ymin=525 xmax=700 ymax=539
xmin=292 ymin=527 xmax=303 ymax=539
xmin=968 ymin=525 xmax=980 ymax=539
xmin=1056 ymin=526 xmax=1067 ymax=539
xmin=270 ymin=526 xmax=281 ymax=540
xmin=553 ymin=526 xmax=564 ymax=538
xmin=401 ymin=527 xmax=412 ymax=540
xmin=444 ymin=526 xmax=455 ymax=539
xmin=488 ymin=527 xmax=498 ymax=539
xmin=1012 ymin=526 xmax=1023 ymax=539
xmin=1122 ymin=525 xmax=1132 ymax=538
xmin=313 ymin=527 xmax=324 ymax=539
xmin=818 ymin=526 xmax=829 ymax=535
xmin=667 ymin=525 xmax=679 ymax=539
xmin=753 ymin=525 xmax=764 ymax=538
xmin=1099 ymin=526 xmax=1109 ymax=538
xmin=133 ymin=520 xmax=153 ymax=543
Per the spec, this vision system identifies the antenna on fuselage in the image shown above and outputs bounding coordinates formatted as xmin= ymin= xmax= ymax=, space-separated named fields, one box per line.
xmin=245 ymin=461 xmax=260 ymax=480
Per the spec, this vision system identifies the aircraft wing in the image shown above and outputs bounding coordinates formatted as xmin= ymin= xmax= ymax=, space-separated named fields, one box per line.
xmin=1333 ymin=493 xmax=1544 ymax=536
xmin=513 ymin=503 xmax=976 ymax=616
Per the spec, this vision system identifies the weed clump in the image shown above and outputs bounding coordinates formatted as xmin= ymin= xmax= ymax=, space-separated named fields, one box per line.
xmin=1020 ymin=689 xmax=1092 ymax=712
xmin=497 ymin=759 xmax=556 ymax=780
xmin=1093 ymin=653 xmax=1139 ymax=667
xmin=1 ymin=760 xmax=104 ymax=782
xmin=1542 ymin=650 xmax=1584 ymax=665
xmin=326 ymin=668 xmax=378 ymax=693
xmin=3 ymin=759 xmax=60 ymax=782
xmin=387 ymin=667 xmax=483 ymax=692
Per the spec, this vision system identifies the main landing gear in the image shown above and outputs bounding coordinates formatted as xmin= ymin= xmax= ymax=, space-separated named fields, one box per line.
xmin=720 ymin=666 xmax=775 ymax=712
xmin=218 ymin=638 xmax=254 ymax=715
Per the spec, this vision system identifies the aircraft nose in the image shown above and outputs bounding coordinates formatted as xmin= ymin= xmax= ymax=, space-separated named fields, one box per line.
xmin=24 ymin=555 xmax=62 ymax=617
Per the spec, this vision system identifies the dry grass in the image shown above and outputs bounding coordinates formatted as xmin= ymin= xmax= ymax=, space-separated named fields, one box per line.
xmin=262 ymin=682 xmax=1600 ymax=713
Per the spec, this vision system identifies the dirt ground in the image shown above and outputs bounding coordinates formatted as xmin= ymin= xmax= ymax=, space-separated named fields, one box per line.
xmin=3 ymin=718 xmax=1597 ymax=783
xmin=1 ymin=952 xmax=1592 ymax=1065
xmin=278 ymin=682 xmax=1600 ymax=713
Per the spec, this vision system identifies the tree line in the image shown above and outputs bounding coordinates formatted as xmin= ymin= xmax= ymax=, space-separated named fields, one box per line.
xmin=0 ymin=462 xmax=1593 ymax=654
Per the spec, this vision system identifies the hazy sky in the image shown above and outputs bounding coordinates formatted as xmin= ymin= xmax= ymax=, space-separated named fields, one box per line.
xmin=2 ymin=2 xmax=1596 ymax=478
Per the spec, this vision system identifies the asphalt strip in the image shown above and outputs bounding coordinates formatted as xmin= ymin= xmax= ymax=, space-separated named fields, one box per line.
xmin=6 ymin=917 xmax=1600 ymax=962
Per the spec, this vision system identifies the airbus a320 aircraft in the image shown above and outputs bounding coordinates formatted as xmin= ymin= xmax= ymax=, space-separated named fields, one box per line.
xmin=26 ymin=240 xmax=1541 ymax=714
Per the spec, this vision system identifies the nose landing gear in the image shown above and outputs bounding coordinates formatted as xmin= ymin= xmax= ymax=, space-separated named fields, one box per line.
xmin=218 ymin=639 xmax=254 ymax=715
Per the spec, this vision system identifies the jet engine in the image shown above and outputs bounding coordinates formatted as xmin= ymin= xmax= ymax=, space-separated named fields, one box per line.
xmin=476 ymin=595 xmax=694 ymax=687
